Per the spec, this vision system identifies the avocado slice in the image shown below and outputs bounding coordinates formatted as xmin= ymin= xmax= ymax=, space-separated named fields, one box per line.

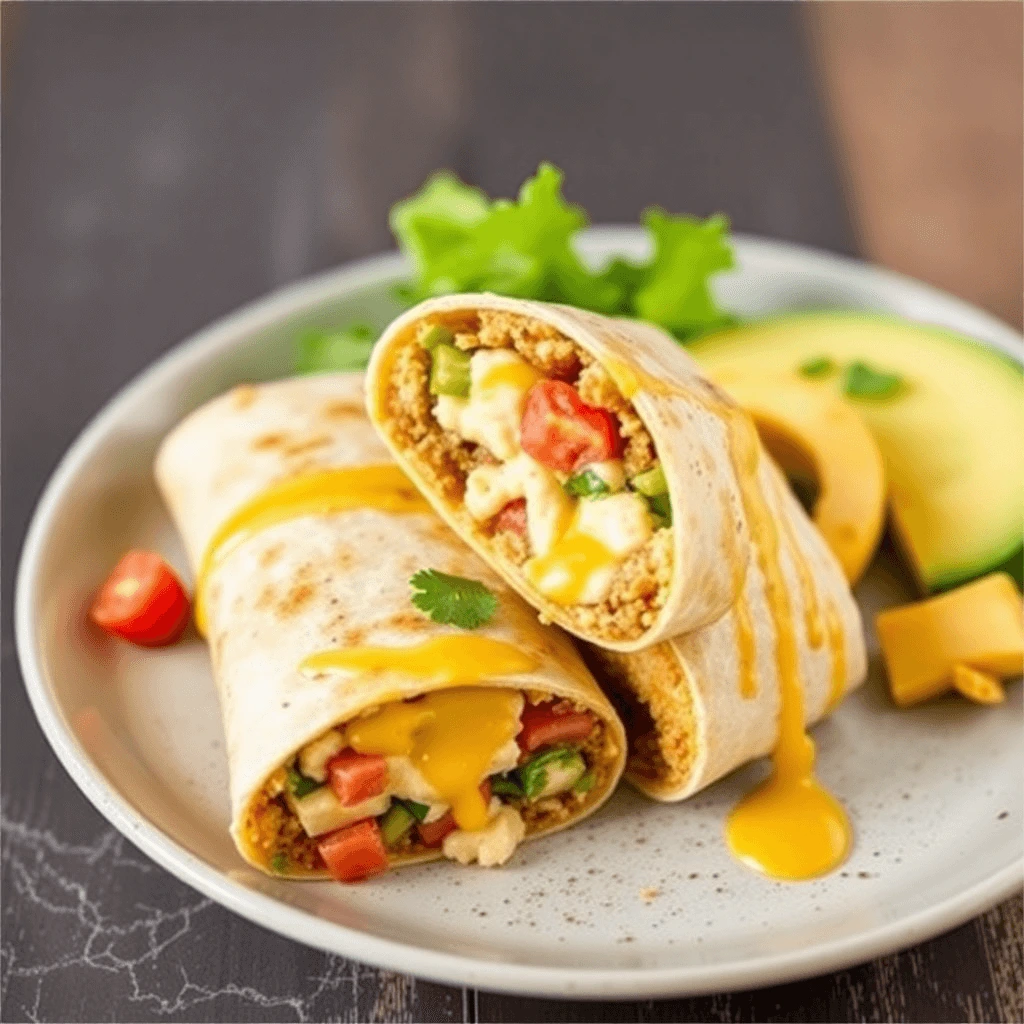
xmin=690 ymin=313 xmax=1024 ymax=592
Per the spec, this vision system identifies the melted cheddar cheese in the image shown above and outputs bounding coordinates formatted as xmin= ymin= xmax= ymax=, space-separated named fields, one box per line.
xmin=194 ymin=465 xmax=428 ymax=633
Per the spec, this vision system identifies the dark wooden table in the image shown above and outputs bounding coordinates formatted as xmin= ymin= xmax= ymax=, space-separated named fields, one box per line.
xmin=2 ymin=5 xmax=1020 ymax=1021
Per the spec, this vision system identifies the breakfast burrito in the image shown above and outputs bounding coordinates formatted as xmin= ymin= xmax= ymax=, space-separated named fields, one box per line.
xmin=586 ymin=460 xmax=867 ymax=800
xmin=155 ymin=373 xmax=625 ymax=882
xmin=366 ymin=294 xmax=768 ymax=652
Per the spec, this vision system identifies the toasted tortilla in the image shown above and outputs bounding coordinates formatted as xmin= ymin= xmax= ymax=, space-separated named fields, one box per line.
xmin=155 ymin=373 xmax=626 ymax=875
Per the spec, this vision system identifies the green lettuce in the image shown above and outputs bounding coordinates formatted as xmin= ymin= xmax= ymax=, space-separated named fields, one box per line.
xmin=297 ymin=163 xmax=734 ymax=372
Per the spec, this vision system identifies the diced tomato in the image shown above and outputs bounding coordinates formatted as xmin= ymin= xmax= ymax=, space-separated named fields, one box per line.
xmin=318 ymin=819 xmax=389 ymax=882
xmin=520 ymin=380 xmax=621 ymax=473
xmin=417 ymin=811 xmax=458 ymax=848
xmin=416 ymin=781 xmax=493 ymax=847
xmin=326 ymin=749 xmax=389 ymax=806
xmin=89 ymin=549 xmax=190 ymax=647
xmin=518 ymin=701 xmax=596 ymax=754
xmin=494 ymin=498 xmax=527 ymax=537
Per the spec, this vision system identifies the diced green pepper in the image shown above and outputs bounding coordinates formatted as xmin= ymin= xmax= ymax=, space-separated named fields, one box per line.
xmin=644 ymin=492 xmax=672 ymax=529
xmin=519 ymin=747 xmax=587 ymax=800
xmin=429 ymin=344 xmax=471 ymax=397
xmin=490 ymin=774 xmax=525 ymax=799
xmin=564 ymin=469 xmax=610 ymax=499
xmin=418 ymin=323 xmax=455 ymax=351
xmin=270 ymin=852 xmax=289 ymax=873
xmin=380 ymin=802 xmax=416 ymax=847
xmin=572 ymin=771 xmax=596 ymax=794
xmin=286 ymin=767 xmax=322 ymax=799
xmin=402 ymin=799 xmax=431 ymax=822
xmin=630 ymin=464 xmax=668 ymax=496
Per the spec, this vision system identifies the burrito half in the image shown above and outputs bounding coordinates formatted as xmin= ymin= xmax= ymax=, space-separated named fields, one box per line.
xmin=155 ymin=373 xmax=625 ymax=881
xmin=366 ymin=294 xmax=773 ymax=651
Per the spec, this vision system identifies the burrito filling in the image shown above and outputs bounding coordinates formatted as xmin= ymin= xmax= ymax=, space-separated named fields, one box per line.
xmin=244 ymin=690 xmax=616 ymax=881
xmin=381 ymin=310 xmax=673 ymax=642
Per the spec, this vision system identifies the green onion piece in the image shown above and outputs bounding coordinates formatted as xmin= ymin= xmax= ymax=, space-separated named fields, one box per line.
xmin=799 ymin=356 xmax=836 ymax=378
xmin=572 ymin=771 xmax=596 ymax=795
xmin=490 ymin=774 xmax=525 ymax=799
xmin=564 ymin=469 xmax=610 ymax=499
xmin=286 ymin=768 xmax=322 ymax=799
xmin=402 ymin=799 xmax=431 ymax=822
xmin=644 ymin=492 xmax=672 ymax=528
xmin=270 ymin=852 xmax=289 ymax=873
xmin=843 ymin=360 xmax=904 ymax=400
xmin=630 ymin=464 xmax=668 ymax=496
xmin=418 ymin=323 xmax=455 ymax=351
xmin=519 ymin=747 xmax=587 ymax=800
xmin=380 ymin=802 xmax=416 ymax=847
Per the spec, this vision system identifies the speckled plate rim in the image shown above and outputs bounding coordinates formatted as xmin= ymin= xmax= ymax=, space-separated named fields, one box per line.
xmin=16 ymin=229 xmax=1024 ymax=1000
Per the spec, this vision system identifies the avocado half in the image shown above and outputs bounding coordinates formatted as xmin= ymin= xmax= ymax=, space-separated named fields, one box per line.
xmin=689 ymin=312 xmax=1024 ymax=592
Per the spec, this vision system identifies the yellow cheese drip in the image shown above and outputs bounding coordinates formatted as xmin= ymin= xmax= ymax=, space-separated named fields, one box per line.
xmin=772 ymin=473 xmax=825 ymax=650
xmin=713 ymin=403 xmax=851 ymax=881
xmin=596 ymin=353 xmax=851 ymax=879
xmin=523 ymin=515 xmax=618 ymax=606
xmin=194 ymin=465 xmax=429 ymax=634
xmin=345 ymin=687 xmax=525 ymax=832
xmin=824 ymin=600 xmax=848 ymax=712
xmin=720 ymin=489 xmax=758 ymax=699
xmin=301 ymin=635 xmax=538 ymax=685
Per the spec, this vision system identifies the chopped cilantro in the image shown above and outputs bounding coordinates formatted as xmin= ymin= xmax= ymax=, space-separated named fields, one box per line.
xmin=564 ymin=469 xmax=610 ymax=499
xmin=843 ymin=360 xmax=904 ymax=399
xmin=799 ymin=356 xmax=836 ymax=378
xmin=270 ymin=852 xmax=289 ymax=873
xmin=409 ymin=569 xmax=498 ymax=629
xmin=286 ymin=768 xmax=322 ymax=799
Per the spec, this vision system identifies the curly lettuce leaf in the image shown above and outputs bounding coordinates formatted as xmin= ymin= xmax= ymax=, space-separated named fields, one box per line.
xmin=629 ymin=210 xmax=736 ymax=340
xmin=297 ymin=164 xmax=736 ymax=371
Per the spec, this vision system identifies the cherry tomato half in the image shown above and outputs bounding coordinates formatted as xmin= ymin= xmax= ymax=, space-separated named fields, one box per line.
xmin=89 ymin=549 xmax=190 ymax=647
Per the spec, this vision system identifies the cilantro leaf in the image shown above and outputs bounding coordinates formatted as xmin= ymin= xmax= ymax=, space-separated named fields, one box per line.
xmin=564 ymin=469 xmax=610 ymax=498
xmin=296 ymin=324 xmax=377 ymax=373
xmin=799 ymin=356 xmax=836 ymax=378
xmin=629 ymin=209 xmax=735 ymax=340
xmin=843 ymin=360 xmax=904 ymax=399
xmin=286 ymin=768 xmax=322 ymax=799
xmin=270 ymin=852 xmax=289 ymax=873
xmin=409 ymin=569 xmax=498 ymax=629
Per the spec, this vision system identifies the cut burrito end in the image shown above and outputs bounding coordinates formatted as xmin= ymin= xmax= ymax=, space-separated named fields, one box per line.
xmin=582 ymin=644 xmax=699 ymax=800
xmin=369 ymin=304 xmax=676 ymax=647
xmin=238 ymin=689 xmax=621 ymax=880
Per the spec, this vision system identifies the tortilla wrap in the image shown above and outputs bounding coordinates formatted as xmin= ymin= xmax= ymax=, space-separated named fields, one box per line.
xmin=366 ymin=294 xmax=771 ymax=651
xmin=155 ymin=373 xmax=626 ymax=876
xmin=585 ymin=461 xmax=867 ymax=800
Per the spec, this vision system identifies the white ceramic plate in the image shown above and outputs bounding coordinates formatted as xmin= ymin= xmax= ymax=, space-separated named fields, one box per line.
xmin=16 ymin=230 xmax=1024 ymax=999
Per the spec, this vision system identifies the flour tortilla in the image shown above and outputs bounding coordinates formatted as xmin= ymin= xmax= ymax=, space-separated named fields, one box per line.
xmin=586 ymin=462 xmax=868 ymax=801
xmin=155 ymin=373 xmax=626 ymax=874
xmin=366 ymin=294 xmax=768 ymax=651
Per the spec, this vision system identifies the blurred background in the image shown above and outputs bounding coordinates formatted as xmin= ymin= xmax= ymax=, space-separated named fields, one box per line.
xmin=2 ymin=4 xmax=1022 ymax=1022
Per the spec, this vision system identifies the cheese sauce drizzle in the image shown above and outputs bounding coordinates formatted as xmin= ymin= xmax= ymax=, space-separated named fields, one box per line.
xmin=719 ymin=489 xmax=758 ymax=699
xmin=194 ymin=465 xmax=429 ymax=634
xmin=771 ymin=472 xmax=825 ymax=649
xmin=718 ymin=408 xmax=851 ymax=880
xmin=345 ymin=687 xmax=524 ymax=832
xmin=598 ymin=355 xmax=852 ymax=880
xmin=824 ymin=600 xmax=848 ymax=712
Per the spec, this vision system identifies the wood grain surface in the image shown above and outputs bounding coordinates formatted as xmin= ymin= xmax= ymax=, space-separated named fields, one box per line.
xmin=2 ymin=4 xmax=1020 ymax=1021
